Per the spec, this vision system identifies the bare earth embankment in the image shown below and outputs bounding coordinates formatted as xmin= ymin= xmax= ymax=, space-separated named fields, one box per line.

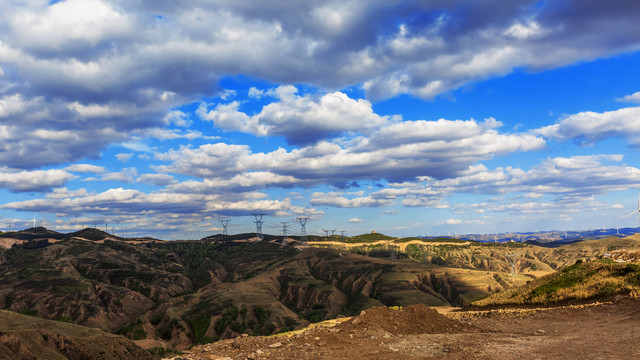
xmin=170 ymin=297 xmax=640 ymax=360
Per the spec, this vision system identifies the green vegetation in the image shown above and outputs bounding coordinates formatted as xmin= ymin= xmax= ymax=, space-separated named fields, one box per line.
xmin=474 ymin=260 xmax=640 ymax=306
xmin=189 ymin=313 xmax=215 ymax=344
xmin=147 ymin=347 xmax=181 ymax=357
xmin=214 ymin=304 xmax=240 ymax=335
xmin=117 ymin=318 xmax=147 ymax=340
xmin=19 ymin=308 xmax=38 ymax=317
xmin=346 ymin=233 xmax=394 ymax=243
xmin=396 ymin=237 xmax=469 ymax=244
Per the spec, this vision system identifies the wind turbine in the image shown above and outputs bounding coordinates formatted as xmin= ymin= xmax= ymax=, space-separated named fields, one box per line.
xmin=31 ymin=213 xmax=37 ymax=228
xmin=624 ymin=193 xmax=640 ymax=222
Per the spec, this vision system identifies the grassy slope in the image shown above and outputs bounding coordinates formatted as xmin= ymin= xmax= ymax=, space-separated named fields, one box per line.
xmin=308 ymin=235 xmax=640 ymax=305
xmin=473 ymin=259 xmax=640 ymax=306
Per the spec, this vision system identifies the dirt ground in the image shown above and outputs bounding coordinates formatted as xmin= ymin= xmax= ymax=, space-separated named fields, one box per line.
xmin=168 ymin=297 xmax=640 ymax=360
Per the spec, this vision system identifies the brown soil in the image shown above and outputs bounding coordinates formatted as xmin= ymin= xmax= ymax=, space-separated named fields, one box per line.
xmin=168 ymin=297 xmax=640 ymax=360
xmin=0 ymin=310 xmax=152 ymax=360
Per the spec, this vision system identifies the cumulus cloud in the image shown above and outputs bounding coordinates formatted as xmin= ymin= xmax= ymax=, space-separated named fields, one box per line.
xmin=0 ymin=0 xmax=637 ymax=170
xmin=303 ymin=154 xmax=640 ymax=212
xmin=137 ymin=173 xmax=178 ymax=186
xmin=159 ymin=106 xmax=545 ymax=184
xmin=419 ymin=154 xmax=640 ymax=205
xmin=617 ymin=91 xmax=640 ymax=103
xmin=310 ymin=192 xmax=393 ymax=208
xmin=85 ymin=167 xmax=138 ymax=183
xmin=197 ymin=86 xmax=389 ymax=145
xmin=1 ymin=187 xmax=311 ymax=219
xmin=0 ymin=168 xmax=77 ymax=192
xmin=534 ymin=106 xmax=640 ymax=145
xmin=115 ymin=153 xmax=134 ymax=163
xmin=348 ymin=218 xmax=364 ymax=223
xmin=64 ymin=164 xmax=106 ymax=173
xmin=167 ymin=172 xmax=301 ymax=193
xmin=162 ymin=110 xmax=192 ymax=127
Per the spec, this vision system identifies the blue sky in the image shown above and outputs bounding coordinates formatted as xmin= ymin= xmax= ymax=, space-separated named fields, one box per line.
xmin=2 ymin=0 xmax=640 ymax=239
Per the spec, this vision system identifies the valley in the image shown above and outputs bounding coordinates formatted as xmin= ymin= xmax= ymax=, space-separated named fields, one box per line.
xmin=1 ymin=227 xmax=640 ymax=358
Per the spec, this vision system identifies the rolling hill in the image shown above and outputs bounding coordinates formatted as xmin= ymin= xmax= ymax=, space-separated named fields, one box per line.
xmin=2 ymin=229 xmax=640 ymax=354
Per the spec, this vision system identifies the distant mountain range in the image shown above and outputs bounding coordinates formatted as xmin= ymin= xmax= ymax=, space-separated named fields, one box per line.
xmin=428 ymin=227 xmax=640 ymax=245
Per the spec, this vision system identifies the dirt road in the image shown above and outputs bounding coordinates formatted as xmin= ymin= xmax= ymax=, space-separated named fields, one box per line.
xmin=169 ymin=297 xmax=640 ymax=360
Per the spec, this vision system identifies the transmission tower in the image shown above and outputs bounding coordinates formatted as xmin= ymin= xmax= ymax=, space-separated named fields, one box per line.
xmin=331 ymin=229 xmax=337 ymax=236
xmin=322 ymin=229 xmax=330 ymax=238
xmin=220 ymin=219 xmax=230 ymax=236
xmin=253 ymin=214 xmax=265 ymax=240
xmin=281 ymin=222 xmax=288 ymax=242
xmin=297 ymin=217 xmax=309 ymax=241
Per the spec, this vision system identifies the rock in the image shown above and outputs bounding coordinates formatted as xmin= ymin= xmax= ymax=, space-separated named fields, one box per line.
xmin=232 ymin=339 xmax=242 ymax=349
xmin=268 ymin=342 xmax=283 ymax=348
xmin=615 ymin=294 xmax=624 ymax=301
xmin=351 ymin=318 xmax=362 ymax=325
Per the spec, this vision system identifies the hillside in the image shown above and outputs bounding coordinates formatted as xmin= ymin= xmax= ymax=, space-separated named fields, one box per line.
xmin=0 ymin=310 xmax=151 ymax=360
xmin=2 ymin=230 xmax=640 ymax=354
xmin=0 ymin=238 xmax=478 ymax=350
xmin=472 ymin=257 xmax=640 ymax=307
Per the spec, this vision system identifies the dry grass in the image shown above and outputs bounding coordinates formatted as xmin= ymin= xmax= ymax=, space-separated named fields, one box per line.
xmin=473 ymin=260 xmax=640 ymax=306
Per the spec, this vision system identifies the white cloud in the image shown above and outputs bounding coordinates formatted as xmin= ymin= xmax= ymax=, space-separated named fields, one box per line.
xmin=310 ymin=192 xmax=393 ymax=208
xmin=85 ymin=167 xmax=138 ymax=183
xmin=428 ymin=154 xmax=640 ymax=199
xmin=616 ymin=91 xmax=640 ymax=103
xmin=137 ymin=173 xmax=177 ymax=186
xmin=1 ymin=186 xmax=311 ymax=220
xmin=167 ymin=172 xmax=301 ymax=193
xmin=504 ymin=21 xmax=545 ymax=39
xmin=116 ymin=153 xmax=134 ymax=163
xmin=248 ymin=87 xmax=264 ymax=99
xmin=0 ymin=94 xmax=29 ymax=117
xmin=348 ymin=218 xmax=364 ymax=223
xmin=197 ymin=86 xmax=389 ymax=145
xmin=0 ymin=1 xmax=639 ymax=170
xmin=64 ymin=164 xmax=106 ymax=173
xmin=534 ymin=106 xmax=640 ymax=145
xmin=162 ymin=110 xmax=192 ymax=127
xmin=160 ymin=96 xmax=545 ymax=184
xmin=141 ymin=128 xmax=213 ymax=141
xmin=9 ymin=0 xmax=133 ymax=51
xmin=442 ymin=219 xmax=462 ymax=225
xmin=0 ymin=168 xmax=77 ymax=193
